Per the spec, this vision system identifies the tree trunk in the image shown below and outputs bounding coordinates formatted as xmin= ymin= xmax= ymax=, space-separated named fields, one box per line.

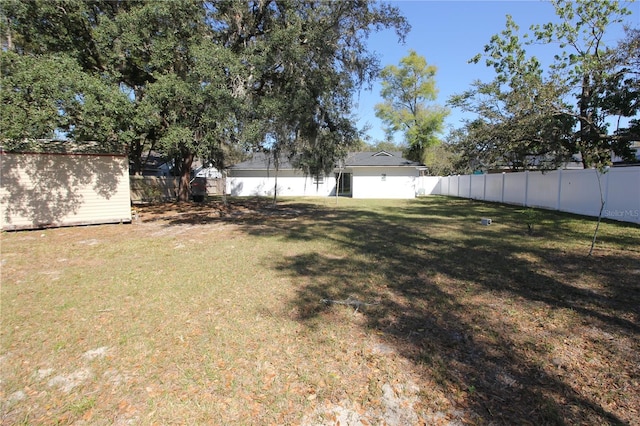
xmin=579 ymin=74 xmax=592 ymax=169
xmin=272 ymin=166 xmax=279 ymax=206
xmin=588 ymin=169 xmax=606 ymax=256
xmin=128 ymin=140 xmax=142 ymax=175
xmin=177 ymin=152 xmax=194 ymax=202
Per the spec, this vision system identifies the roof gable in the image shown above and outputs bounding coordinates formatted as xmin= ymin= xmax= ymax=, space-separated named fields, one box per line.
xmin=345 ymin=151 xmax=422 ymax=167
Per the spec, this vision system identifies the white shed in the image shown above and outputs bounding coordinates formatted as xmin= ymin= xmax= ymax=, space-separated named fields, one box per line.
xmin=1 ymin=142 xmax=131 ymax=230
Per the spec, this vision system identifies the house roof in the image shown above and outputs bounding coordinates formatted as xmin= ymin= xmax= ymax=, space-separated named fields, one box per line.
xmin=230 ymin=152 xmax=295 ymax=170
xmin=345 ymin=151 xmax=423 ymax=167
xmin=230 ymin=150 xmax=423 ymax=170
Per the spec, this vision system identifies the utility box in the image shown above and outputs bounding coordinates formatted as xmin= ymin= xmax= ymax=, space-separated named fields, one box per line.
xmin=481 ymin=218 xmax=492 ymax=226
xmin=191 ymin=176 xmax=207 ymax=202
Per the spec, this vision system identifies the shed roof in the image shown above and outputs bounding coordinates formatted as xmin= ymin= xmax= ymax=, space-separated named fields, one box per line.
xmin=0 ymin=139 xmax=126 ymax=156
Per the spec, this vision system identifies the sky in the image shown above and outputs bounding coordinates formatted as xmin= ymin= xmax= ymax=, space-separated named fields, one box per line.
xmin=354 ymin=0 xmax=639 ymax=145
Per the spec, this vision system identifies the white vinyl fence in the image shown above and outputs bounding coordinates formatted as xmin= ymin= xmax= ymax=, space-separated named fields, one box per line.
xmin=434 ymin=167 xmax=640 ymax=224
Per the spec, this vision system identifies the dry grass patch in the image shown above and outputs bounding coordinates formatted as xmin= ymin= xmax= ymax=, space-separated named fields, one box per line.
xmin=2 ymin=196 xmax=639 ymax=425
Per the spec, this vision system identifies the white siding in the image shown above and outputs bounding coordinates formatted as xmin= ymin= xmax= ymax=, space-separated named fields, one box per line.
xmin=228 ymin=169 xmax=335 ymax=197
xmin=351 ymin=166 xmax=418 ymax=199
xmin=230 ymin=166 xmax=423 ymax=199
xmin=1 ymin=152 xmax=131 ymax=230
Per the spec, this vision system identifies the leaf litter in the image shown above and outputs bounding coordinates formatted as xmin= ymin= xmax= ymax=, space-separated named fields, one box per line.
xmin=1 ymin=197 xmax=638 ymax=425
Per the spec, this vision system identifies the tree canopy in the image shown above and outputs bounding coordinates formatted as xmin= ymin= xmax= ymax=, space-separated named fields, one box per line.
xmin=450 ymin=0 xmax=637 ymax=172
xmin=374 ymin=50 xmax=449 ymax=166
xmin=1 ymin=0 xmax=409 ymax=200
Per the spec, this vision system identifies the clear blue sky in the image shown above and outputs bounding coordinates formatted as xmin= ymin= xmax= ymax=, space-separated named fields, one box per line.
xmin=354 ymin=0 xmax=639 ymax=145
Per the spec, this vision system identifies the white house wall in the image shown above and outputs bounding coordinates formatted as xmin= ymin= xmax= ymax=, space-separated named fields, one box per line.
xmin=351 ymin=166 xmax=419 ymax=199
xmin=230 ymin=167 xmax=426 ymax=199
xmin=1 ymin=152 xmax=131 ymax=230
xmin=228 ymin=169 xmax=334 ymax=197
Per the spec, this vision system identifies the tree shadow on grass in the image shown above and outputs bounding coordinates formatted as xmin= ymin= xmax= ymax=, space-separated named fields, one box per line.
xmin=253 ymin=197 xmax=638 ymax=424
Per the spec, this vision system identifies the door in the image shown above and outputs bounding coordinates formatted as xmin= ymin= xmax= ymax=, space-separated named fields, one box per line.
xmin=336 ymin=172 xmax=352 ymax=196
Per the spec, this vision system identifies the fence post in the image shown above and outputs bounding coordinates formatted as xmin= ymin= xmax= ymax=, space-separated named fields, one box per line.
xmin=501 ymin=172 xmax=506 ymax=203
xmin=524 ymin=170 xmax=529 ymax=207
xmin=483 ymin=174 xmax=487 ymax=201
xmin=604 ymin=167 xmax=610 ymax=210
xmin=556 ymin=169 xmax=562 ymax=211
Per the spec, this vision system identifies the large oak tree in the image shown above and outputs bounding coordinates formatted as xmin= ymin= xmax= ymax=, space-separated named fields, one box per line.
xmin=1 ymin=0 xmax=409 ymax=201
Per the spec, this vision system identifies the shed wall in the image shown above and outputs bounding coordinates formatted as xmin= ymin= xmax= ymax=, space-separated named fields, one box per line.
xmin=1 ymin=152 xmax=131 ymax=230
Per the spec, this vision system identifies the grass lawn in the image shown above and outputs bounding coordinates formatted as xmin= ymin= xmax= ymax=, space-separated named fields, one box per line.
xmin=2 ymin=196 xmax=639 ymax=425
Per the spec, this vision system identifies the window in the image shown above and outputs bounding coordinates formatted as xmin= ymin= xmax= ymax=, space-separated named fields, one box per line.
xmin=313 ymin=175 xmax=324 ymax=185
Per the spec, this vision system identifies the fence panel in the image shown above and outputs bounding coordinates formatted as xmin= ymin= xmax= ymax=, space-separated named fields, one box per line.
xmin=484 ymin=174 xmax=504 ymax=202
xmin=458 ymin=175 xmax=471 ymax=198
xmin=130 ymin=176 xmax=179 ymax=203
xmin=558 ymin=169 xmax=604 ymax=217
xmin=434 ymin=166 xmax=639 ymax=224
xmin=206 ymin=178 xmax=225 ymax=195
xmin=470 ymin=174 xmax=485 ymax=200
xmin=603 ymin=168 xmax=640 ymax=222
xmin=503 ymin=172 xmax=527 ymax=206
xmin=527 ymin=170 xmax=560 ymax=210
xmin=439 ymin=176 xmax=450 ymax=196
xmin=449 ymin=175 xmax=460 ymax=197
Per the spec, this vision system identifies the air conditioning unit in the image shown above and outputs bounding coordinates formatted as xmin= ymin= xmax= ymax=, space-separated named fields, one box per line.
xmin=481 ymin=218 xmax=492 ymax=226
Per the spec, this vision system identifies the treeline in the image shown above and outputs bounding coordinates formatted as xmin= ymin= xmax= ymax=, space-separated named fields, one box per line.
xmin=447 ymin=0 xmax=639 ymax=173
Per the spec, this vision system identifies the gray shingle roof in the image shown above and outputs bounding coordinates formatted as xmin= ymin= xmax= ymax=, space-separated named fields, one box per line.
xmin=231 ymin=151 xmax=423 ymax=170
xmin=230 ymin=152 xmax=296 ymax=170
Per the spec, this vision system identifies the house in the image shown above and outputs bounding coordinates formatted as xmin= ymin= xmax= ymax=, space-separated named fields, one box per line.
xmin=612 ymin=141 xmax=640 ymax=166
xmin=228 ymin=150 xmax=433 ymax=199
xmin=1 ymin=141 xmax=131 ymax=230
xmin=129 ymin=151 xmax=173 ymax=176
